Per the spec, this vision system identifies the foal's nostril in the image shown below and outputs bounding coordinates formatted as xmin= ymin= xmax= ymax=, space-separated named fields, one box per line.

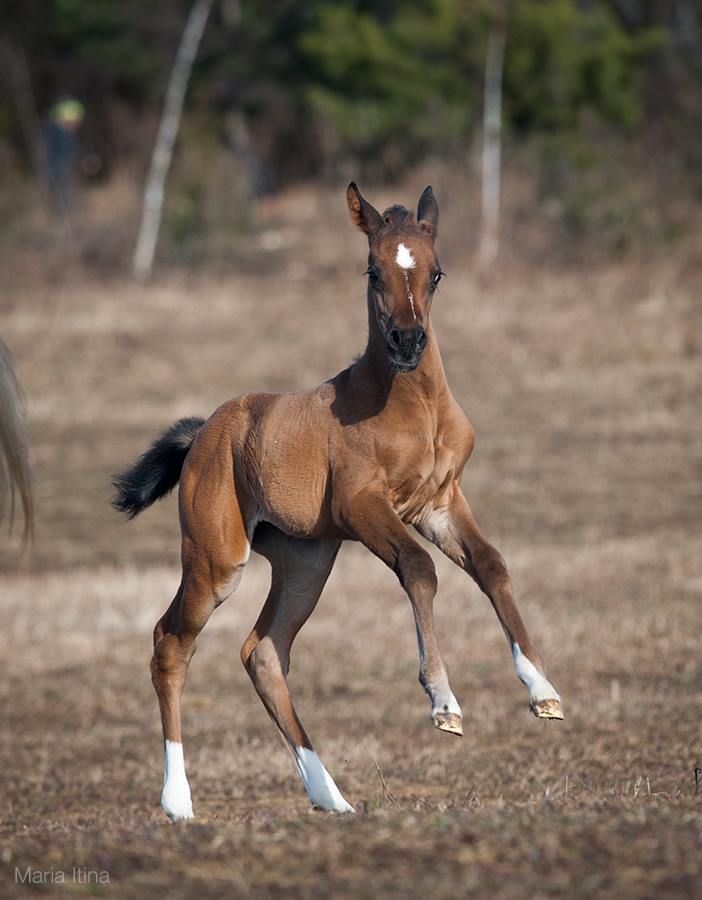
xmin=416 ymin=328 xmax=428 ymax=351
xmin=389 ymin=328 xmax=401 ymax=348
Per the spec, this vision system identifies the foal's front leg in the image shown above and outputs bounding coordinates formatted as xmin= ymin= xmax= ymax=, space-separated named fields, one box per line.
xmin=336 ymin=488 xmax=463 ymax=736
xmin=417 ymin=486 xmax=563 ymax=720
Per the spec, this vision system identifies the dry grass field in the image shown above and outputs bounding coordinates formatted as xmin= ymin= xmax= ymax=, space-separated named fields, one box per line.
xmin=1 ymin=181 xmax=701 ymax=897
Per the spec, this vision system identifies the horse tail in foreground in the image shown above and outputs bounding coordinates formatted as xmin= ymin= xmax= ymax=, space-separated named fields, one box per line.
xmin=0 ymin=339 xmax=33 ymax=544
xmin=112 ymin=416 xmax=205 ymax=519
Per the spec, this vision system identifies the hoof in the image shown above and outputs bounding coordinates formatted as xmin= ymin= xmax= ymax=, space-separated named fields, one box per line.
xmin=530 ymin=698 xmax=564 ymax=720
xmin=161 ymin=787 xmax=194 ymax=821
xmin=162 ymin=802 xmax=195 ymax=822
xmin=311 ymin=798 xmax=355 ymax=814
xmin=432 ymin=711 xmax=463 ymax=737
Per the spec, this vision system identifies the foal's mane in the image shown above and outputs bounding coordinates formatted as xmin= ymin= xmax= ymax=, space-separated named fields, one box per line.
xmin=380 ymin=205 xmax=416 ymax=231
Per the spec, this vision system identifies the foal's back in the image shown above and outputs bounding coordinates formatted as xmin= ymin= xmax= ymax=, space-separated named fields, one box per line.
xmin=179 ymin=380 xmax=346 ymax=542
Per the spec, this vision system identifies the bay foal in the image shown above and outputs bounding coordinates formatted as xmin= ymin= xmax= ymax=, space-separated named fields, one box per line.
xmin=114 ymin=183 xmax=562 ymax=820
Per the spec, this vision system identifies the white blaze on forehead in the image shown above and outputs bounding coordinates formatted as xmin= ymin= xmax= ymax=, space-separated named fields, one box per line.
xmin=395 ymin=242 xmax=416 ymax=270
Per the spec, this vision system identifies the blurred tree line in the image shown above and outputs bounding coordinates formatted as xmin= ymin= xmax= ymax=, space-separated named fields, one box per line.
xmin=0 ymin=0 xmax=700 ymax=266
xmin=1 ymin=0 xmax=699 ymax=184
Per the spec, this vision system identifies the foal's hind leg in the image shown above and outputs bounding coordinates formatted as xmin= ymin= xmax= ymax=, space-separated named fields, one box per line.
xmin=241 ymin=528 xmax=352 ymax=812
xmin=152 ymin=520 xmax=250 ymax=820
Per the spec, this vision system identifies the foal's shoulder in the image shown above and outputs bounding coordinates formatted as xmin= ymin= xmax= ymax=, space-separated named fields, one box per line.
xmin=438 ymin=391 xmax=476 ymax=464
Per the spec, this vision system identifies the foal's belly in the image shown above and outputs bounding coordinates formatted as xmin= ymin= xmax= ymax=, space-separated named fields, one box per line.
xmin=255 ymin=448 xmax=339 ymax=540
xmin=257 ymin=476 xmax=342 ymax=541
xmin=248 ymin=394 xmax=341 ymax=540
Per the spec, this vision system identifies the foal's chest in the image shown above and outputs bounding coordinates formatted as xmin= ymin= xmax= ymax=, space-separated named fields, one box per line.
xmin=386 ymin=437 xmax=456 ymax=521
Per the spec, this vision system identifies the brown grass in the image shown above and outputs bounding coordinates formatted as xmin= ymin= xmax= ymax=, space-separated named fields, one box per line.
xmin=0 ymin=181 xmax=700 ymax=897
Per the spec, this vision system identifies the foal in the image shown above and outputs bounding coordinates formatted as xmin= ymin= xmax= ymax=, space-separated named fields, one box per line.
xmin=114 ymin=183 xmax=562 ymax=820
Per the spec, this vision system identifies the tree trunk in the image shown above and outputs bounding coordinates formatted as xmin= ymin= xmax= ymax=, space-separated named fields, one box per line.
xmin=0 ymin=38 xmax=51 ymax=215
xmin=478 ymin=12 xmax=506 ymax=270
xmin=133 ymin=0 xmax=213 ymax=280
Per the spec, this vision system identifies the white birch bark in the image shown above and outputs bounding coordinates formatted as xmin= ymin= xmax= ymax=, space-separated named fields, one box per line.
xmin=478 ymin=15 xmax=506 ymax=269
xmin=133 ymin=0 xmax=213 ymax=280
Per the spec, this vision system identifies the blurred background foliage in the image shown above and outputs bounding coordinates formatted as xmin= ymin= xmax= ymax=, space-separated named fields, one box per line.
xmin=0 ymin=0 xmax=700 ymax=265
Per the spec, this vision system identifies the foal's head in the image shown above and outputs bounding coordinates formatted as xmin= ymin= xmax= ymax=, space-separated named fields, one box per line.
xmin=347 ymin=182 xmax=442 ymax=372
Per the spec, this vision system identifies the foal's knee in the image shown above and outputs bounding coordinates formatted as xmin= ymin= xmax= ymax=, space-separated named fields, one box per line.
xmin=241 ymin=635 xmax=284 ymax=687
xmin=151 ymin=632 xmax=192 ymax=698
xmin=472 ymin=542 xmax=510 ymax=588
xmin=398 ymin=546 xmax=437 ymax=602
xmin=240 ymin=629 xmax=260 ymax=671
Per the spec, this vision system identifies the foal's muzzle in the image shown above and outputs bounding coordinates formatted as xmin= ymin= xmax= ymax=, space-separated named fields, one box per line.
xmin=385 ymin=324 xmax=428 ymax=372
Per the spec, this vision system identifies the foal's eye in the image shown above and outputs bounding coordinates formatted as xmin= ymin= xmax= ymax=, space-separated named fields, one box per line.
xmin=431 ymin=271 xmax=443 ymax=289
xmin=365 ymin=269 xmax=382 ymax=286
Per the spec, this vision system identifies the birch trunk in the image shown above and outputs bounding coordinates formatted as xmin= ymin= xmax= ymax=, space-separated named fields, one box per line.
xmin=133 ymin=0 xmax=213 ymax=280
xmin=478 ymin=14 xmax=506 ymax=269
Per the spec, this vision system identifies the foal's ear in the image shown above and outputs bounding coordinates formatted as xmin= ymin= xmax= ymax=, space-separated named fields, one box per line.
xmin=417 ymin=185 xmax=439 ymax=239
xmin=346 ymin=182 xmax=383 ymax=238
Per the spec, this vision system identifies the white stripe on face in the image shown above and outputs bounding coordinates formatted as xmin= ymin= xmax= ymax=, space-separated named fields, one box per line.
xmin=294 ymin=747 xmax=354 ymax=813
xmin=512 ymin=643 xmax=560 ymax=703
xmin=161 ymin=740 xmax=194 ymax=821
xmin=396 ymin=242 xmax=418 ymax=320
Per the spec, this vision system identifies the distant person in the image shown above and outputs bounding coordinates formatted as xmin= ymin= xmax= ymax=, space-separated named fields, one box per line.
xmin=46 ymin=96 xmax=85 ymax=218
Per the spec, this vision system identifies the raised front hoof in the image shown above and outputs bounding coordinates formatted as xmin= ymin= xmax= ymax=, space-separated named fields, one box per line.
xmin=530 ymin=698 xmax=564 ymax=720
xmin=432 ymin=711 xmax=463 ymax=737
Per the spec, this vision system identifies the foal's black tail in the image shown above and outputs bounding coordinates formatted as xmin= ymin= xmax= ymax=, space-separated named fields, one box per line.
xmin=112 ymin=416 xmax=205 ymax=519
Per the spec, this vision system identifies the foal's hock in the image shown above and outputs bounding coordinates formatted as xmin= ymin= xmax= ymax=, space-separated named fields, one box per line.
xmin=113 ymin=183 xmax=563 ymax=821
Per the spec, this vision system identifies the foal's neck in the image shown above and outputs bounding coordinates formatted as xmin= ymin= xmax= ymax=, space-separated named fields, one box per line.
xmin=356 ymin=299 xmax=448 ymax=405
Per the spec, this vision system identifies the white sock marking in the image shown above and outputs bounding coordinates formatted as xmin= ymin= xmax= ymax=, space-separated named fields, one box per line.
xmin=435 ymin=690 xmax=462 ymax=718
xmin=512 ymin=643 xmax=560 ymax=703
xmin=161 ymin=740 xmax=194 ymax=821
xmin=294 ymin=747 xmax=354 ymax=813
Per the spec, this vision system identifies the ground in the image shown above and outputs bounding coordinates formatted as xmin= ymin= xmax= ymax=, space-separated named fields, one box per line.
xmin=1 ymin=182 xmax=700 ymax=897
